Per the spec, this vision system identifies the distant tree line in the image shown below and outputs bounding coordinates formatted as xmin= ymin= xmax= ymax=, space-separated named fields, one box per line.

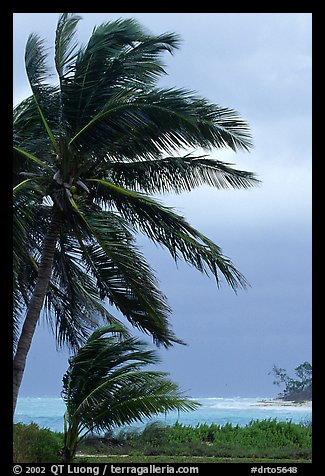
xmin=270 ymin=361 xmax=312 ymax=401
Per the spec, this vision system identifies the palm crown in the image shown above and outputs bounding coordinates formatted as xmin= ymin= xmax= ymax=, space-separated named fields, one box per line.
xmin=13 ymin=13 xmax=258 ymax=410
xmin=61 ymin=324 xmax=200 ymax=462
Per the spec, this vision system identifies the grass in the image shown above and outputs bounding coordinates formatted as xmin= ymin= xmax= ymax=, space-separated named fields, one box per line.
xmin=76 ymin=455 xmax=311 ymax=464
xmin=77 ymin=419 xmax=312 ymax=463
xmin=13 ymin=419 xmax=312 ymax=464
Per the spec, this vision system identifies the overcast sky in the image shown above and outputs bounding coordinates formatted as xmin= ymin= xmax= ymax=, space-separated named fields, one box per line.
xmin=13 ymin=12 xmax=312 ymax=398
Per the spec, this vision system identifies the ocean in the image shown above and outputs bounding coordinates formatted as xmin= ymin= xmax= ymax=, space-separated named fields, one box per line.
xmin=14 ymin=397 xmax=312 ymax=434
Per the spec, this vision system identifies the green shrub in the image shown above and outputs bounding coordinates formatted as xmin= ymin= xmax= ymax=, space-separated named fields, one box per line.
xmin=163 ymin=419 xmax=312 ymax=451
xmin=138 ymin=422 xmax=168 ymax=447
xmin=76 ymin=419 xmax=312 ymax=460
xmin=13 ymin=422 xmax=63 ymax=463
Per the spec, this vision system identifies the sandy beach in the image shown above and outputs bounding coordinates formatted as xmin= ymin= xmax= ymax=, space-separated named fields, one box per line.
xmin=253 ymin=399 xmax=312 ymax=408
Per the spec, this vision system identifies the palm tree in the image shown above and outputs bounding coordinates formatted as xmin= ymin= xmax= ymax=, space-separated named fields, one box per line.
xmin=13 ymin=13 xmax=258 ymax=412
xmin=61 ymin=324 xmax=199 ymax=463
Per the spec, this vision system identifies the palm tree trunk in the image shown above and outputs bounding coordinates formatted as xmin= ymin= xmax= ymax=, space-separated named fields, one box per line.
xmin=13 ymin=206 xmax=62 ymax=413
xmin=63 ymin=416 xmax=79 ymax=463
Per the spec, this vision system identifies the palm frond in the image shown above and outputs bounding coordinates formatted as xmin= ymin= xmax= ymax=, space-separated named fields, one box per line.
xmin=13 ymin=184 xmax=51 ymax=352
xmin=62 ymin=18 xmax=180 ymax=134
xmin=13 ymin=149 xmax=53 ymax=173
xmin=103 ymin=154 xmax=260 ymax=194
xmin=93 ymin=372 xmax=198 ymax=429
xmin=62 ymin=325 xmax=199 ymax=438
xmin=25 ymin=33 xmax=51 ymax=90
xmin=87 ymin=179 xmax=248 ymax=290
xmin=77 ymin=371 xmax=198 ymax=432
xmin=67 ymin=200 xmax=180 ymax=347
xmin=25 ymin=34 xmax=59 ymax=152
xmin=70 ymin=87 xmax=253 ymax=159
xmin=13 ymin=90 xmax=61 ymax=167
xmin=44 ymin=232 xmax=129 ymax=350
xmin=55 ymin=13 xmax=81 ymax=82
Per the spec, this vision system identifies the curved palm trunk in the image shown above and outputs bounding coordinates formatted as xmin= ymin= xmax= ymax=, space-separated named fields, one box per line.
xmin=63 ymin=412 xmax=79 ymax=463
xmin=13 ymin=206 xmax=62 ymax=413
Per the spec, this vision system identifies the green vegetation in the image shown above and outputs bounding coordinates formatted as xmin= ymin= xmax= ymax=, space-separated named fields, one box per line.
xmin=61 ymin=325 xmax=199 ymax=463
xmin=15 ymin=419 xmax=311 ymax=463
xmin=76 ymin=456 xmax=311 ymax=464
xmin=13 ymin=422 xmax=63 ymax=463
xmin=76 ymin=419 xmax=311 ymax=462
xmin=270 ymin=361 xmax=312 ymax=401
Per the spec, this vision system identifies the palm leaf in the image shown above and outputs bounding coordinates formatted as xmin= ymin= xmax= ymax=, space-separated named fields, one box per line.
xmin=25 ymin=33 xmax=59 ymax=152
xmin=44 ymin=232 xmax=131 ymax=350
xmin=24 ymin=33 xmax=51 ymax=89
xmin=62 ymin=325 xmax=199 ymax=440
xmin=13 ymin=150 xmax=52 ymax=173
xmin=103 ymin=154 xmax=260 ymax=194
xmin=69 ymin=87 xmax=252 ymax=159
xmin=13 ymin=90 xmax=61 ymax=173
xmin=66 ymin=200 xmax=180 ymax=347
xmin=77 ymin=372 xmax=197 ymax=432
xmin=55 ymin=13 xmax=81 ymax=82
xmin=63 ymin=18 xmax=180 ymax=133
xmin=86 ymin=179 xmax=248 ymax=290
xmin=13 ymin=184 xmax=49 ymax=318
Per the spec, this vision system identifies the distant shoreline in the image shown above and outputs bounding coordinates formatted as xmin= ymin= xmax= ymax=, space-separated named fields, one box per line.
xmin=254 ymin=399 xmax=312 ymax=408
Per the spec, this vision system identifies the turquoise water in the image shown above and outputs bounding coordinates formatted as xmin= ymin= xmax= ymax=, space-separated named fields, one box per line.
xmin=14 ymin=396 xmax=312 ymax=433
